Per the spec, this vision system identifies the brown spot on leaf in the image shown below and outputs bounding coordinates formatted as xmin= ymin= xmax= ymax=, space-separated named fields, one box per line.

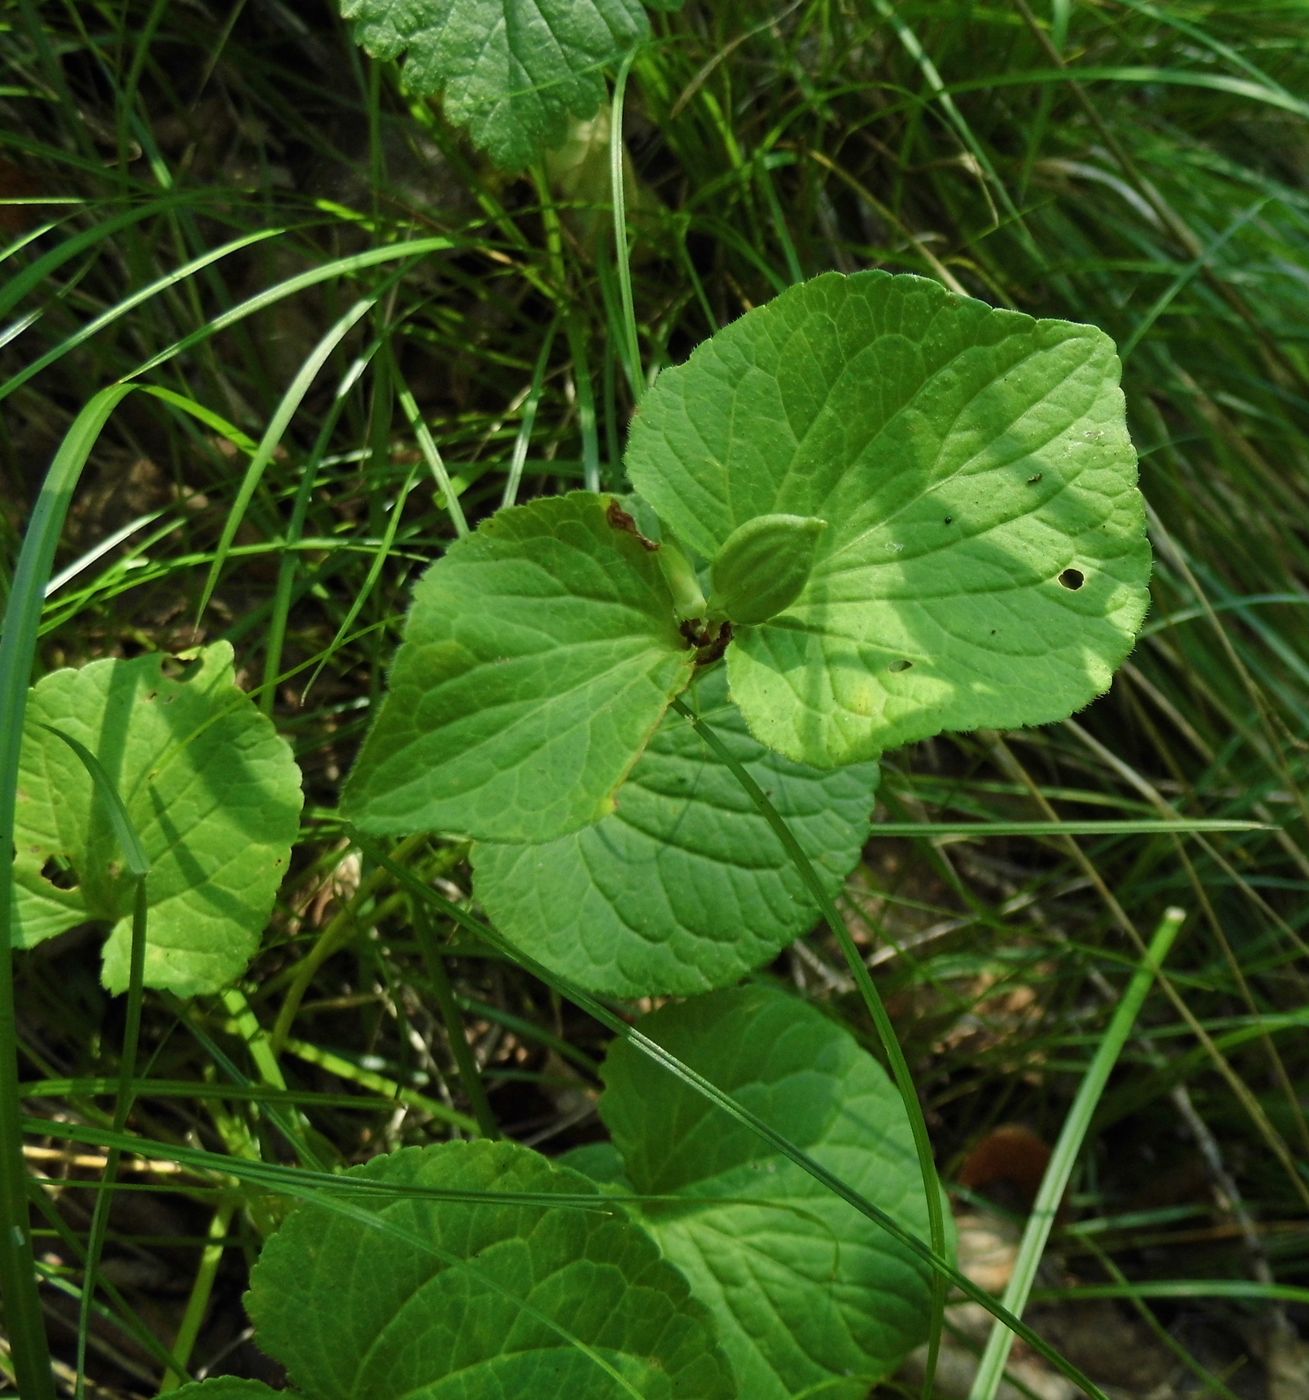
xmin=605 ymin=499 xmax=659 ymax=550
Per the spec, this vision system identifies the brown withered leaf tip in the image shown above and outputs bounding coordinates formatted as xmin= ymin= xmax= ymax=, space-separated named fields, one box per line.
xmin=605 ymin=498 xmax=660 ymax=551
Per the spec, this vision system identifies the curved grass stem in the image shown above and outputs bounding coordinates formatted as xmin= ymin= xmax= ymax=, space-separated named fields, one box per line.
xmin=0 ymin=384 xmax=138 ymax=1400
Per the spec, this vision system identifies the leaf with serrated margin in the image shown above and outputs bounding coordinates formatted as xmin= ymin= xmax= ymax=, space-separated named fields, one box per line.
xmin=472 ymin=665 xmax=877 ymax=995
xmin=12 ymin=644 xmax=302 ymax=996
xmin=566 ymin=985 xmax=940 ymax=1397
xmin=339 ymin=0 xmax=669 ymax=170
xmin=626 ymin=271 xmax=1151 ymax=767
xmin=342 ymin=492 xmax=695 ymax=844
xmin=246 ymin=1140 xmax=734 ymax=1398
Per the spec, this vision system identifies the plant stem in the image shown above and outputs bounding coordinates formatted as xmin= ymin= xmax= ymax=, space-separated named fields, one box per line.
xmin=76 ymin=877 xmax=149 ymax=1400
xmin=158 ymin=1193 xmax=237 ymax=1393
xmin=269 ymin=831 xmax=430 ymax=1055
xmin=220 ymin=986 xmax=326 ymax=1171
xmin=414 ymin=911 xmax=501 ymax=1140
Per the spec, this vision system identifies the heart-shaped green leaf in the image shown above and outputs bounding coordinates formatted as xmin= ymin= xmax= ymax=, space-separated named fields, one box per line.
xmin=245 ymin=1140 xmax=733 ymax=1398
xmin=626 ymin=270 xmax=1152 ymax=767
xmin=471 ymin=666 xmax=877 ymax=995
xmin=343 ymin=492 xmax=695 ymax=843
xmin=338 ymin=0 xmax=670 ymax=171
xmin=12 ymin=644 xmax=302 ymax=996
xmin=567 ymin=984 xmax=940 ymax=1397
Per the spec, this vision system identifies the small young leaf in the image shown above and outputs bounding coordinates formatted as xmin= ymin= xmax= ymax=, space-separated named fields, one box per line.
xmin=568 ymin=985 xmax=941 ymax=1397
xmin=338 ymin=0 xmax=669 ymax=171
xmin=626 ymin=271 xmax=1152 ymax=767
xmin=342 ymin=492 xmax=695 ymax=843
xmin=246 ymin=1140 xmax=734 ymax=1398
xmin=709 ymin=512 xmax=827 ymax=624
xmin=471 ymin=665 xmax=877 ymax=995
xmin=12 ymin=644 xmax=302 ymax=996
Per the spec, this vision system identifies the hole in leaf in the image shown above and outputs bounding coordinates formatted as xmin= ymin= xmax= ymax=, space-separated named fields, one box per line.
xmin=888 ymin=659 xmax=913 ymax=673
xmin=1058 ymin=568 xmax=1085 ymax=591
xmin=40 ymin=856 xmax=79 ymax=891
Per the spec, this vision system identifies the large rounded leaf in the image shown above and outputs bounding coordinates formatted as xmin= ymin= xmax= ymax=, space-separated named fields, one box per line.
xmin=246 ymin=1140 xmax=733 ymax=1399
xmin=12 ymin=644 xmax=302 ymax=996
xmin=342 ymin=492 xmax=695 ymax=843
xmin=568 ymin=985 xmax=938 ymax=1397
xmin=625 ymin=270 xmax=1151 ymax=766
xmin=471 ymin=667 xmax=877 ymax=996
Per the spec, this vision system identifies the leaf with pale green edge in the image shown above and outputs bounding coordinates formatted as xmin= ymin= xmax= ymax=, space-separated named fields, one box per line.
xmin=245 ymin=1140 xmax=734 ymax=1399
xmin=338 ymin=0 xmax=675 ymax=171
xmin=471 ymin=666 xmax=877 ymax=996
xmin=342 ymin=492 xmax=695 ymax=843
xmin=626 ymin=270 xmax=1152 ymax=768
xmin=158 ymin=1383 xmax=283 ymax=1399
xmin=12 ymin=644 xmax=302 ymax=997
xmin=566 ymin=985 xmax=939 ymax=1398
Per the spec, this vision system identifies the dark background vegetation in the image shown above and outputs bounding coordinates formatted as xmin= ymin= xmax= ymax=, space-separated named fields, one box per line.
xmin=3 ymin=0 xmax=1308 ymax=1395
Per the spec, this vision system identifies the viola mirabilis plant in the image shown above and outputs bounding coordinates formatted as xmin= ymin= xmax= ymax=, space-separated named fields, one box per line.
xmin=343 ymin=269 xmax=1151 ymax=997
xmin=162 ymin=269 xmax=1148 ymax=1400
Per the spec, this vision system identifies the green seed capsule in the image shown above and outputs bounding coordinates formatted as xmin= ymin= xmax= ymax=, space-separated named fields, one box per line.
xmin=709 ymin=514 xmax=827 ymax=625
